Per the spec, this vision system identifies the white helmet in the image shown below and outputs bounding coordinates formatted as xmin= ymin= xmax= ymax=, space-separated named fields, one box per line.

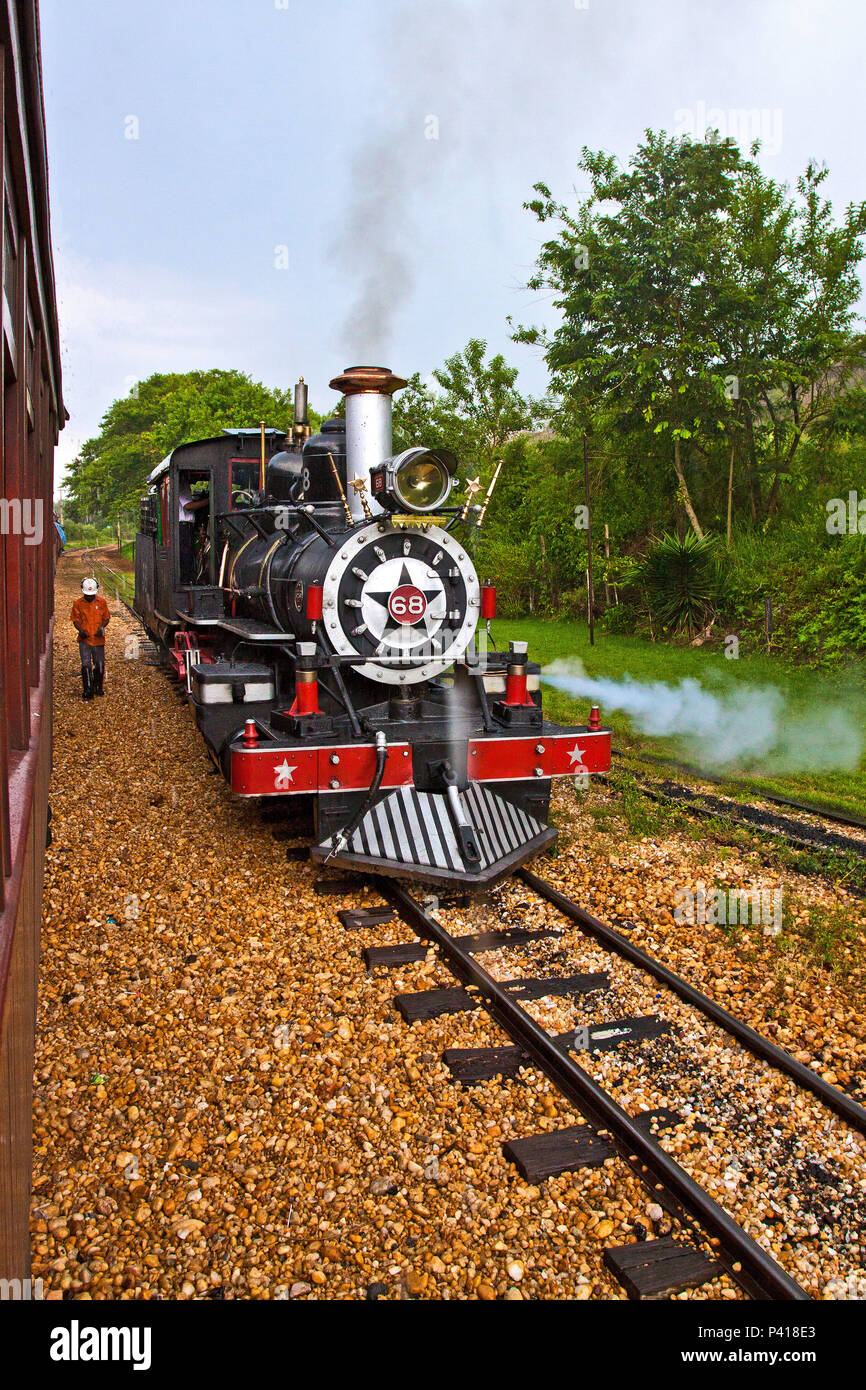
xmin=82 ymin=578 xmax=98 ymax=595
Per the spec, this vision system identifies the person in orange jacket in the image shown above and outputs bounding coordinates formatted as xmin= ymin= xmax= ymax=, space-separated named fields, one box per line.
xmin=71 ymin=577 xmax=110 ymax=700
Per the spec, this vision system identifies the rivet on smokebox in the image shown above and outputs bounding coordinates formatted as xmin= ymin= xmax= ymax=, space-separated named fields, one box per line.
xmin=242 ymin=720 xmax=259 ymax=748
xmin=588 ymin=704 xmax=602 ymax=731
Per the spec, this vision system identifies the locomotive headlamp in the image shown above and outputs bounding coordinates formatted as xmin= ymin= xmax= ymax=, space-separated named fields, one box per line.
xmin=371 ymin=447 xmax=457 ymax=514
xmin=395 ymin=451 xmax=451 ymax=510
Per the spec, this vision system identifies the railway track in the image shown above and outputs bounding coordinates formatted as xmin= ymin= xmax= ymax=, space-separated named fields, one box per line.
xmin=331 ymin=866 xmax=866 ymax=1301
xmin=80 ymin=568 xmax=865 ymax=1299
xmin=633 ymin=777 xmax=866 ymax=866
xmin=76 ymin=547 xmax=136 ymax=605
xmin=614 ymin=747 xmax=866 ymax=836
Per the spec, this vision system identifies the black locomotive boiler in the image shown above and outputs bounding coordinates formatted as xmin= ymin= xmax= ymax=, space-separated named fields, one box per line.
xmin=134 ymin=364 xmax=611 ymax=887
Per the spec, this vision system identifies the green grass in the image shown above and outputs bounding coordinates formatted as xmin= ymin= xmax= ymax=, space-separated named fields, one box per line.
xmin=490 ymin=617 xmax=866 ymax=817
xmin=88 ymin=556 xmax=135 ymax=606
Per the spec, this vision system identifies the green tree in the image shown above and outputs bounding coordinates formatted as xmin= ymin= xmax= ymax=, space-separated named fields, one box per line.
xmin=432 ymin=338 xmax=540 ymax=481
xmin=748 ymin=162 xmax=866 ymax=520
xmin=516 ymin=132 xmax=866 ymax=536
xmin=65 ymin=369 xmax=319 ymax=522
xmin=391 ymin=372 xmax=453 ymax=454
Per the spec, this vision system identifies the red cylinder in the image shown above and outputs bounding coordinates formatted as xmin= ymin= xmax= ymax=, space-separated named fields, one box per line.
xmin=505 ymin=670 xmax=528 ymax=705
xmin=306 ymin=585 xmax=324 ymax=621
xmin=294 ymin=670 xmax=319 ymax=715
xmin=242 ymin=719 xmax=259 ymax=747
xmin=588 ymin=704 xmax=601 ymax=731
xmin=481 ymin=584 xmax=497 ymax=620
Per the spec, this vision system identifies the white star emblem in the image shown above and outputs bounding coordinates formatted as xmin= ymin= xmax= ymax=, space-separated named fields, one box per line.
xmin=567 ymin=742 xmax=587 ymax=767
xmin=274 ymin=759 xmax=296 ymax=789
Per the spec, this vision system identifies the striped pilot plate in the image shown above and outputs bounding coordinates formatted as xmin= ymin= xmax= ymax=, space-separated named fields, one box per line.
xmin=319 ymin=783 xmax=547 ymax=875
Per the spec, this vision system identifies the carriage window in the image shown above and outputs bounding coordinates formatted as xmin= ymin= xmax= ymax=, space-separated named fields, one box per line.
xmin=25 ymin=302 xmax=36 ymax=431
xmin=3 ymin=176 xmax=18 ymax=368
xmin=229 ymin=459 xmax=260 ymax=508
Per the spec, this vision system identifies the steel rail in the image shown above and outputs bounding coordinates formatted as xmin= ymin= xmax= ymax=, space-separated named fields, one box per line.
xmin=381 ymin=878 xmax=809 ymax=1301
xmin=636 ymin=782 xmax=866 ymax=860
xmin=613 ymin=747 xmax=866 ymax=832
xmin=520 ymin=868 xmax=866 ymax=1136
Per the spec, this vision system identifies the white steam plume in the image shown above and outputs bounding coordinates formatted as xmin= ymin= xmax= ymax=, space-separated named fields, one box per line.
xmin=543 ymin=660 xmax=862 ymax=773
xmin=330 ymin=0 xmax=791 ymax=358
xmin=330 ymin=0 xmax=619 ymax=359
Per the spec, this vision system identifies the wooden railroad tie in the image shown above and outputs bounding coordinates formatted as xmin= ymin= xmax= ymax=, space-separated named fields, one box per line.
xmin=313 ymin=874 xmax=372 ymax=896
xmin=442 ymin=1015 xmax=671 ymax=1081
xmin=505 ymin=1125 xmax=615 ymax=1176
xmin=362 ymin=925 xmax=564 ymax=970
xmin=455 ymin=926 xmax=564 ymax=953
xmin=394 ymin=972 xmax=609 ymax=1023
xmin=364 ymin=942 xmax=428 ymax=967
xmin=564 ymin=1013 xmax=671 ymax=1053
xmin=442 ymin=1043 xmax=527 ymax=1083
xmin=506 ymin=971 xmax=609 ymax=1002
xmin=396 ymin=986 xmax=480 ymax=1022
xmin=503 ymin=1108 xmax=684 ymax=1181
xmin=603 ymin=1236 xmax=722 ymax=1300
xmin=338 ymin=907 xmax=396 ymax=931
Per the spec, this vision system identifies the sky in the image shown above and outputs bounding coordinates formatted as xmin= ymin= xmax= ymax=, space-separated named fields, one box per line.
xmin=41 ymin=0 xmax=866 ymax=483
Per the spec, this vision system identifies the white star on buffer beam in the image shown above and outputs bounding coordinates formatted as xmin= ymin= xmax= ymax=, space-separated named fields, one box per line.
xmin=273 ymin=759 xmax=296 ymax=789
xmin=567 ymin=743 xmax=587 ymax=768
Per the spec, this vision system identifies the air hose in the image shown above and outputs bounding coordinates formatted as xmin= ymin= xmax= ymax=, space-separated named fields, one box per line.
xmin=325 ymin=730 xmax=389 ymax=862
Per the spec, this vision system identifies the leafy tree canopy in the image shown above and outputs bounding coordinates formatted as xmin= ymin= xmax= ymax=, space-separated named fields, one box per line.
xmin=65 ymin=369 xmax=320 ymax=520
xmin=392 ymin=340 xmax=541 ymax=485
xmin=515 ymin=131 xmax=866 ymax=533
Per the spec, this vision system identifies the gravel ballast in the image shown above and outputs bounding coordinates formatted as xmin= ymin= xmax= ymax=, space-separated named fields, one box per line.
xmin=31 ymin=558 xmax=865 ymax=1300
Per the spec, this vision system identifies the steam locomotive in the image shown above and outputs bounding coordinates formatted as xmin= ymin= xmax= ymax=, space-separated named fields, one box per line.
xmin=134 ymin=365 xmax=610 ymax=887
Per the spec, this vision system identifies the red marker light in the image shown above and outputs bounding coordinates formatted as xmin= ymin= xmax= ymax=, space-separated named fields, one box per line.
xmin=306 ymin=585 xmax=324 ymax=621
xmin=480 ymin=584 xmax=497 ymax=620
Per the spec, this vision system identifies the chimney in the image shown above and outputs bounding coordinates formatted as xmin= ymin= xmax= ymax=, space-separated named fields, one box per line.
xmin=328 ymin=365 xmax=407 ymax=520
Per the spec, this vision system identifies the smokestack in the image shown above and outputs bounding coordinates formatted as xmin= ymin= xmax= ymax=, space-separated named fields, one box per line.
xmin=329 ymin=365 xmax=407 ymax=520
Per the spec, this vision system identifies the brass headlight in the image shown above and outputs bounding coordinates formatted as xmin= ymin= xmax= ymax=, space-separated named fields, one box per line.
xmin=372 ymin=447 xmax=457 ymax=513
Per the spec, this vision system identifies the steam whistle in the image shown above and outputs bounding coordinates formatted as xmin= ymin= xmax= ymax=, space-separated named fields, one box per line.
xmin=476 ymin=459 xmax=504 ymax=528
xmin=328 ymin=453 xmax=354 ymax=526
xmin=292 ymin=377 xmax=311 ymax=449
xmin=350 ymin=474 xmax=373 ymax=521
xmin=460 ymin=476 xmax=482 ymax=522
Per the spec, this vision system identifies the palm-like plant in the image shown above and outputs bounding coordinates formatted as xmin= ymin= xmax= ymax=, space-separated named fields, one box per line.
xmin=628 ymin=531 xmax=722 ymax=637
